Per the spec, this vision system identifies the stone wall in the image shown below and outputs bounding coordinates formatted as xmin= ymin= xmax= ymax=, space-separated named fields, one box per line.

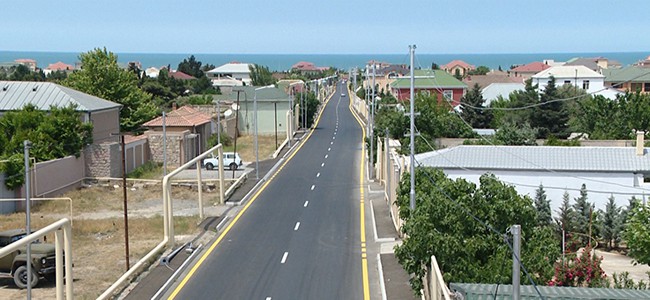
xmin=84 ymin=142 xmax=121 ymax=178
xmin=147 ymin=131 xmax=187 ymax=168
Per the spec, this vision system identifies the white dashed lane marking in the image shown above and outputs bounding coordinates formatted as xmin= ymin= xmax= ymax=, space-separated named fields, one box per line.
xmin=317 ymin=172 xmax=320 ymax=178
xmin=311 ymin=185 xmax=315 ymax=190
xmin=281 ymin=252 xmax=288 ymax=264
xmin=304 ymin=201 xmax=309 ymax=207
xmin=294 ymin=222 xmax=300 ymax=231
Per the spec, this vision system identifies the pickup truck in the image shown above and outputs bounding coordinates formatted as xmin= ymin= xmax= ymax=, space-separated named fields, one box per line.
xmin=203 ymin=152 xmax=243 ymax=171
xmin=0 ymin=229 xmax=57 ymax=288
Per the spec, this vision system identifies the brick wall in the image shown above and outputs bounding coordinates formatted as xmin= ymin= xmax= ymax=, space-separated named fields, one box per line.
xmin=84 ymin=142 xmax=121 ymax=178
xmin=147 ymin=131 xmax=188 ymax=168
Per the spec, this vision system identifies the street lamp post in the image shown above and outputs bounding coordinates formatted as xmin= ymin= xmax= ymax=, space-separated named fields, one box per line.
xmin=254 ymin=84 xmax=276 ymax=180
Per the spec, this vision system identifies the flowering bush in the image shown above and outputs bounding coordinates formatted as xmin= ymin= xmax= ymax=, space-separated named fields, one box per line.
xmin=548 ymin=246 xmax=607 ymax=287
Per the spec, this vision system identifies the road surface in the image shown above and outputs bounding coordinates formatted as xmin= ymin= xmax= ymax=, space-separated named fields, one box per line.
xmin=166 ymin=82 xmax=370 ymax=299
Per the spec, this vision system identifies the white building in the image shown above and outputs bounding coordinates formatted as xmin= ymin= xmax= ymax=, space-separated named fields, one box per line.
xmin=414 ymin=140 xmax=650 ymax=214
xmin=206 ymin=62 xmax=253 ymax=90
xmin=531 ymin=65 xmax=621 ymax=99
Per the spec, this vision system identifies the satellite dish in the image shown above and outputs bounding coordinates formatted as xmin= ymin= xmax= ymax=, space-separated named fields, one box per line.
xmin=224 ymin=109 xmax=233 ymax=117
xmin=231 ymin=103 xmax=239 ymax=111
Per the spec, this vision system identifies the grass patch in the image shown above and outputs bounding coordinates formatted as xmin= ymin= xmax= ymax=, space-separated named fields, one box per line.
xmin=127 ymin=161 xmax=163 ymax=179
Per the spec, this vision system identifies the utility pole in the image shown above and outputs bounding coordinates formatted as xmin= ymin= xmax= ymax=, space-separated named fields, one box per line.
xmin=24 ymin=140 xmax=33 ymax=297
xmin=119 ymin=135 xmax=130 ymax=270
xmin=216 ymin=101 xmax=221 ymax=149
xmin=370 ymin=63 xmax=376 ymax=179
xmin=512 ymin=224 xmax=521 ymax=300
xmin=409 ymin=44 xmax=417 ymax=210
xmin=162 ymin=111 xmax=167 ymax=176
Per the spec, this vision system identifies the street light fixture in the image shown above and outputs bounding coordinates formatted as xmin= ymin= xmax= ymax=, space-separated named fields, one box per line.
xmin=254 ymin=84 xmax=276 ymax=180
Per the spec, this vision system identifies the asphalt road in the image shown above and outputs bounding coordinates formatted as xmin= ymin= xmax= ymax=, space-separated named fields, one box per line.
xmin=166 ymin=82 xmax=368 ymax=299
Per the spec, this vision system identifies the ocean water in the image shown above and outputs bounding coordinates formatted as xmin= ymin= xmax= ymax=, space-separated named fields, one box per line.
xmin=0 ymin=50 xmax=648 ymax=72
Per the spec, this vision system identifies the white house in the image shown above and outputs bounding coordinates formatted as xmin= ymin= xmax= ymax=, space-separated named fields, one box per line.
xmin=414 ymin=138 xmax=650 ymax=214
xmin=531 ymin=65 xmax=621 ymax=99
xmin=206 ymin=62 xmax=253 ymax=89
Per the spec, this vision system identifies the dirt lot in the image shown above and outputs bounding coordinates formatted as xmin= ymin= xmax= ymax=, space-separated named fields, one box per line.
xmin=0 ymin=134 xmax=279 ymax=299
xmin=0 ymin=182 xmax=226 ymax=299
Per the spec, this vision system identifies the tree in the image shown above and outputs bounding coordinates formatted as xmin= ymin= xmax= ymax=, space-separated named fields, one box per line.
xmin=531 ymin=76 xmax=570 ymax=138
xmin=468 ymin=66 xmax=490 ymax=75
xmin=177 ymin=55 xmax=204 ymax=78
xmin=572 ymin=184 xmax=595 ymax=246
xmin=555 ymin=191 xmax=577 ymax=251
xmin=460 ymin=83 xmax=493 ymax=128
xmin=9 ymin=64 xmax=44 ymax=81
xmin=64 ymin=48 xmax=158 ymax=132
xmin=494 ymin=122 xmax=537 ymax=145
xmin=0 ymin=104 xmax=92 ymax=189
xmin=534 ymin=184 xmax=552 ymax=227
xmin=394 ymin=169 xmax=560 ymax=295
xmin=623 ymin=203 xmax=650 ymax=266
xmin=600 ymin=195 xmax=622 ymax=250
xmin=249 ymin=64 xmax=276 ymax=86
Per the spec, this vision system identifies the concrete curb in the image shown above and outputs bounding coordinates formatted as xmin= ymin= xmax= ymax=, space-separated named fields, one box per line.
xmin=370 ymin=200 xmax=396 ymax=243
xmin=377 ymin=253 xmax=388 ymax=300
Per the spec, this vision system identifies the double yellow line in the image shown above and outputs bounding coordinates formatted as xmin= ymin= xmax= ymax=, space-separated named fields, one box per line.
xmin=347 ymin=85 xmax=371 ymax=300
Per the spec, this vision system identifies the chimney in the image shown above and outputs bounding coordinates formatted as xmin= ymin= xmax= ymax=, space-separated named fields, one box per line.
xmin=637 ymin=131 xmax=645 ymax=156
xmin=172 ymin=102 xmax=177 ymax=111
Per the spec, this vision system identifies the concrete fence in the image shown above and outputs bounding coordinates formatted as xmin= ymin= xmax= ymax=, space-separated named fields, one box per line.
xmin=422 ymin=255 xmax=452 ymax=300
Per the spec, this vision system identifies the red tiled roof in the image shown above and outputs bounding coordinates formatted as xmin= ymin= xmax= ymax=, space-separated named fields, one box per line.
xmin=169 ymin=71 xmax=196 ymax=80
xmin=144 ymin=106 xmax=211 ymax=127
xmin=442 ymin=60 xmax=475 ymax=70
xmin=291 ymin=61 xmax=318 ymax=71
xmin=15 ymin=59 xmax=36 ymax=63
xmin=46 ymin=61 xmax=75 ymax=71
xmin=511 ymin=61 xmax=550 ymax=72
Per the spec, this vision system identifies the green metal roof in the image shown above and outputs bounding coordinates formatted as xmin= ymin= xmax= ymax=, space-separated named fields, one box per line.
xmin=450 ymin=283 xmax=650 ymax=300
xmin=603 ymin=66 xmax=650 ymax=82
xmin=390 ymin=69 xmax=467 ymax=89
xmin=212 ymin=85 xmax=289 ymax=102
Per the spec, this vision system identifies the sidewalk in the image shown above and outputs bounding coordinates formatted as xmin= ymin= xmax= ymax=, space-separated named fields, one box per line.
xmin=367 ymin=180 xmax=418 ymax=300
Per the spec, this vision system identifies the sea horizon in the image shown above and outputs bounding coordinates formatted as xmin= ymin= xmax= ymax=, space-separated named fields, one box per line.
xmin=1 ymin=50 xmax=649 ymax=72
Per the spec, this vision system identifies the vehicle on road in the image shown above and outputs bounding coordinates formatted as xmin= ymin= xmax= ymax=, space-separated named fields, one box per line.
xmin=204 ymin=152 xmax=243 ymax=171
xmin=0 ymin=229 xmax=57 ymax=288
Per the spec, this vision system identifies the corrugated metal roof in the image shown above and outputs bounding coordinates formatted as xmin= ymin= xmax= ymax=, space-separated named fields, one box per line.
xmin=0 ymin=81 xmax=121 ymax=112
xmin=415 ymin=145 xmax=650 ymax=172
xmin=603 ymin=66 xmax=650 ymax=83
xmin=532 ymin=65 xmax=604 ymax=79
xmin=206 ymin=63 xmax=252 ymax=74
xmin=451 ymin=283 xmax=650 ymax=299
xmin=481 ymin=83 xmax=525 ymax=101
xmin=390 ymin=70 xmax=467 ymax=89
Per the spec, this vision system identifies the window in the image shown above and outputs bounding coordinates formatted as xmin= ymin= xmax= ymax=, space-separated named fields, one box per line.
xmin=631 ymin=83 xmax=643 ymax=92
xmin=645 ymin=83 xmax=650 ymax=92
xmin=564 ymin=80 xmax=571 ymax=85
xmin=582 ymin=80 xmax=590 ymax=90
xmin=443 ymin=90 xmax=453 ymax=101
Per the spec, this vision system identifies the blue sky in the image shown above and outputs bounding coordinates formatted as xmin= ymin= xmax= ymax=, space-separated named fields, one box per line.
xmin=2 ymin=0 xmax=648 ymax=54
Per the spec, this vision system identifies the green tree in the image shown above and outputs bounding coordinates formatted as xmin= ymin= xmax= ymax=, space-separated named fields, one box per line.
xmin=394 ymin=169 xmax=559 ymax=295
xmin=534 ymin=184 xmax=552 ymax=227
xmin=64 ymin=47 xmax=158 ymax=132
xmin=531 ymin=76 xmax=570 ymax=138
xmin=460 ymin=83 xmax=493 ymax=128
xmin=494 ymin=79 xmax=538 ymax=128
xmin=177 ymin=55 xmax=204 ymax=78
xmin=0 ymin=104 xmax=92 ymax=189
xmin=555 ymin=192 xmax=577 ymax=250
xmin=9 ymin=64 xmax=44 ymax=81
xmin=572 ymin=184 xmax=595 ymax=246
xmin=623 ymin=203 xmax=650 ymax=266
xmin=494 ymin=122 xmax=537 ymax=145
xmin=600 ymin=195 xmax=622 ymax=250
xmin=468 ymin=66 xmax=490 ymax=75
xmin=249 ymin=64 xmax=277 ymax=86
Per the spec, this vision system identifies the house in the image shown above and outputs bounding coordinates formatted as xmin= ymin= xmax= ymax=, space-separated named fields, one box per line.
xmin=531 ymin=65 xmax=621 ymax=99
xmin=565 ymin=57 xmax=621 ymax=72
xmin=14 ymin=59 xmax=37 ymax=72
xmin=441 ymin=60 xmax=475 ymax=78
xmin=481 ymin=82 xmax=525 ymax=106
xmin=143 ymin=105 xmax=212 ymax=166
xmin=0 ymin=81 xmax=121 ymax=144
xmin=507 ymin=61 xmax=550 ymax=78
xmin=212 ymin=86 xmax=291 ymax=136
xmin=145 ymin=67 xmax=160 ymax=78
xmin=43 ymin=61 xmax=75 ymax=76
xmin=169 ymin=71 xmax=196 ymax=80
xmin=206 ymin=62 xmax=253 ymax=90
xmin=291 ymin=61 xmax=329 ymax=76
xmin=634 ymin=55 xmax=650 ymax=67
xmin=463 ymin=70 xmax=522 ymax=89
xmin=414 ymin=141 xmax=650 ymax=212
xmin=603 ymin=66 xmax=650 ymax=93
xmin=389 ymin=69 xmax=468 ymax=106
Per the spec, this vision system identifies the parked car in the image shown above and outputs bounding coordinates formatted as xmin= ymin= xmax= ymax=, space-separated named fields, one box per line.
xmin=0 ymin=229 xmax=58 ymax=288
xmin=204 ymin=152 xmax=243 ymax=171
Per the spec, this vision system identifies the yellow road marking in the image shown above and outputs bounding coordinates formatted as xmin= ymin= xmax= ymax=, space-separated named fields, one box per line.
xmin=167 ymin=89 xmax=335 ymax=299
xmin=348 ymin=85 xmax=371 ymax=300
